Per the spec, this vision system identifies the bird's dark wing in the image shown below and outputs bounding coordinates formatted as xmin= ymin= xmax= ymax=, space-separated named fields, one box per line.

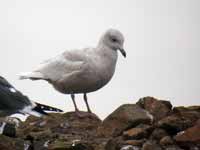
xmin=0 ymin=76 xmax=31 ymax=111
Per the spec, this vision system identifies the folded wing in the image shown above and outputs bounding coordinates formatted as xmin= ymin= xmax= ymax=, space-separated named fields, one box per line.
xmin=19 ymin=49 xmax=89 ymax=82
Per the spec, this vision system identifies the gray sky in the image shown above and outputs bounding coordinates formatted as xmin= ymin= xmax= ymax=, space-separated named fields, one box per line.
xmin=0 ymin=0 xmax=199 ymax=119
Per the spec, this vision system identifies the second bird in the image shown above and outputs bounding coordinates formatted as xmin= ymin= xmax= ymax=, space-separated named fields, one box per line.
xmin=19 ymin=29 xmax=126 ymax=115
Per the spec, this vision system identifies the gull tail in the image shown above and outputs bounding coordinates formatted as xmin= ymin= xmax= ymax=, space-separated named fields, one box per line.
xmin=18 ymin=72 xmax=45 ymax=80
xmin=21 ymin=102 xmax=63 ymax=117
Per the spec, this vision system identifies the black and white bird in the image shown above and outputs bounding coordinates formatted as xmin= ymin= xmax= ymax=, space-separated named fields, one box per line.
xmin=0 ymin=76 xmax=63 ymax=117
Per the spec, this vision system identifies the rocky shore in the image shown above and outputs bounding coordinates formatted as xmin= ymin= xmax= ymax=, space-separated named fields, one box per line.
xmin=0 ymin=97 xmax=199 ymax=150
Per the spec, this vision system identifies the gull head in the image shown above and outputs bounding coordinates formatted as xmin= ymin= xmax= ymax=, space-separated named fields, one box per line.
xmin=99 ymin=29 xmax=126 ymax=57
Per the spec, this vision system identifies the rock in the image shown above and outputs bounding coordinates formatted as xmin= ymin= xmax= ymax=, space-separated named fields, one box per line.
xmin=123 ymin=124 xmax=152 ymax=140
xmin=0 ymin=97 xmax=198 ymax=150
xmin=97 ymin=104 xmax=152 ymax=137
xmin=150 ymin=128 xmax=168 ymax=141
xmin=0 ymin=135 xmax=25 ymax=150
xmin=0 ymin=117 xmax=20 ymax=138
xmin=0 ymin=122 xmax=16 ymax=137
xmin=18 ymin=112 xmax=101 ymax=137
xmin=105 ymin=136 xmax=143 ymax=150
xmin=173 ymin=106 xmax=200 ymax=125
xmin=164 ymin=145 xmax=184 ymax=150
xmin=123 ymin=128 xmax=146 ymax=140
xmin=136 ymin=97 xmax=172 ymax=121
xmin=174 ymin=119 xmax=200 ymax=144
xmin=158 ymin=106 xmax=200 ymax=134
xmin=123 ymin=139 xmax=145 ymax=146
xmin=120 ymin=145 xmax=141 ymax=150
xmin=159 ymin=136 xmax=174 ymax=146
xmin=142 ymin=141 xmax=162 ymax=150
xmin=48 ymin=139 xmax=94 ymax=150
xmin=17 ymin=112 xmax=102 ymax=150
xmin=173 ymin=106 xmax=200 ymax=114
xmin=105 ymin=136 xmax=123 ymax=150
xmin=157 ymin=113 xmax=196 ymax=134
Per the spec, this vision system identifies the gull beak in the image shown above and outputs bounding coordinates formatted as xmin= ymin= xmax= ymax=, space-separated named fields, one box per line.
xmin=119 ymin=48 xmax=126 ymax=58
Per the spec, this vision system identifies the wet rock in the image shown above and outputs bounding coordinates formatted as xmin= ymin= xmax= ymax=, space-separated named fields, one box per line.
xmin=136 ymin=97 xmax=172 ymax=121
xmin=97 ymin=104 xmax=152 ymax=137
xmin=123 ymin=124 xmax=152 ymax=140
xmin=142 ymin=140 xmax=162 ymax=150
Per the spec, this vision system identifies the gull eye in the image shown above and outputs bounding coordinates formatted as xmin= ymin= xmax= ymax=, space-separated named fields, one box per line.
xmin=111 ymin=38 xmax=117 ymax=43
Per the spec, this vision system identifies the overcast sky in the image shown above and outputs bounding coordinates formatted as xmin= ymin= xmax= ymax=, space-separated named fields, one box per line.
xmin=0 ymin=0 xmax=199 ymax=119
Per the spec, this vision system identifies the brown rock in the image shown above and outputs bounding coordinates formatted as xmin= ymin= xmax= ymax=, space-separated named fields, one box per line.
xmin=123 ymin=139 xmax=145 ymax=146
xmin=150 ymin=128 xmax=168 ymax=140
xmin=48 ymin=139 xmax=94 ymax=150
xmin=136 ymin=97 xmax=172 ymax=121
xmin=157 ymin=113 xmax=197 ymax=134
xmin=18 ymin=112 xmax=101 ymax=137
xmin=159 ymin=136 xmax=174 ymax=146
xmin=123 ymin=128 xmax=146 ymax=140
xmin=142 ymin=141 xmax=162 ymax=150
xmin=164 ymin=145 xmax=184 ymax=150
xmin=123 ymin=125 xmax=152 ymax=140
xmin=174 ymin=119 xmax=200 ymax=144
xmin=120 ymin=145 xmax=141 ymax=150
xmin=0 ymin=97 xmax=198 ymax=150
xmin=17 ymin=112 xmax=102 ymax=150
xmin=97 ymin=104 xmax=152 ymax=137
xmin=173 ymin=106 xmax=200 ymax=114
xmin=2 ymin=122 xmax=16 ymax=137
xmin=0 ymin=135 xmax=25 ymax=150
xmin=105 ymin=136 xmax=123 ymax=150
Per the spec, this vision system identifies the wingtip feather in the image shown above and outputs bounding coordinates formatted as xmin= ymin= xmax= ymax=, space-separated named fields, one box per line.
xmin=18 ymin=72 xmax=44 ymax=80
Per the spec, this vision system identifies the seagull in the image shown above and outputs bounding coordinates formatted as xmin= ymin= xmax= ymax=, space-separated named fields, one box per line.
xmin=19 ymin=29 xmax=126 ymax=115
xmin=0 ymin=76 xmax=63 ymax=117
